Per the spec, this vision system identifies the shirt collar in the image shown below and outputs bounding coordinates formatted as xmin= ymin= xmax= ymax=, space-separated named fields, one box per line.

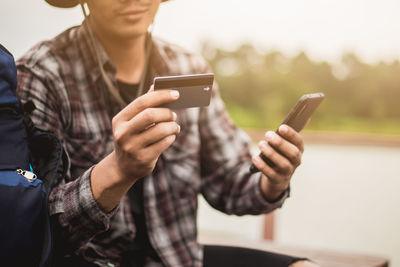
xmin=76 ymin=19 xmax=117 ymax=84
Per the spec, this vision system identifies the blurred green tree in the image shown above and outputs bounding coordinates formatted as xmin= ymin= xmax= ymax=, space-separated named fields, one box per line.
xmin=201 ymin=42 xmax=400 ymax=134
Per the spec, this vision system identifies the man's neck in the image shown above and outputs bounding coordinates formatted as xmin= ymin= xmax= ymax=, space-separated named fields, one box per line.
xmin=93 ymin=27 xmax=147 ymax=84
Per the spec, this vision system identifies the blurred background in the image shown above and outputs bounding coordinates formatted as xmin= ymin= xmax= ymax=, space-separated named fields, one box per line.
xmin=1 ymin=0 xmax=400 ymax=265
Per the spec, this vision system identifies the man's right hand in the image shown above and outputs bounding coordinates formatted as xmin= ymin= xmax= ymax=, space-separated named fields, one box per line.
xmin=111 ymin=88 xmax=181 ymax=181
xmin=90 ymin=88 xmax=180 ymax=211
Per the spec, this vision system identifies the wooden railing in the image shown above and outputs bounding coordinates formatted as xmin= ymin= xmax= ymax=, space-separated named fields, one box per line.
xmin=245 ymin=129 xmax=400 ymax=148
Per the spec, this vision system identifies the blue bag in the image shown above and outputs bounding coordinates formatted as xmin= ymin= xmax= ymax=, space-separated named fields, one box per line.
xmin=0 ymin=44 xmax=67 ymax=266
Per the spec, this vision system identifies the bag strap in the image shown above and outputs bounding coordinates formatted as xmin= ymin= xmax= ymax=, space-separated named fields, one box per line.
xmin=22 ymin=101 xmax=69 ymax=267
xmin=37 ymin=130 xmax=68 ymax=267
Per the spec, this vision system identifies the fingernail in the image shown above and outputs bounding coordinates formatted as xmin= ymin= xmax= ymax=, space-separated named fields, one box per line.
xmin=177 ymin=124 xmax=181 ymax=133
xmin=266 ymin=131 xmax=275 ymax=140
xmin=253 ymin=156 xmax=262 ymax=164
xmin=170 ymin=90 xmax=179 ymax=98
xmin=259 ymin=141 xmax=268 ymax=150
xmin=279 ymin=124 xmax=288 ymax=134
xmin=172 ymin=112 xmax=177 ymax=120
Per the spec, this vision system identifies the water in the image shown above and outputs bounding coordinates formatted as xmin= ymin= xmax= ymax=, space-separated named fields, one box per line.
xmin=198 ymin=144 xmax=400 ymax=266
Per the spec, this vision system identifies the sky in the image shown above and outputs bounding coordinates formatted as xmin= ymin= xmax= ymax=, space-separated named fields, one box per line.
xmin=1 ymin=0 xmax=400 ymax=64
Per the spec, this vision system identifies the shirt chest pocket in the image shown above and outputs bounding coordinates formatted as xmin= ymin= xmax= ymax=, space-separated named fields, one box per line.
xmin=161 ymin=122 xmax=200 ymax=163
xmin=160 ymin=122 xmax=202 ymax=191
xmin=64 ymin=108 xmax=114 ymax=170
xmin=161 ymin=109 xmax=201 ymax=162
xmin=65 ymin=134 xmax=114 ymax=172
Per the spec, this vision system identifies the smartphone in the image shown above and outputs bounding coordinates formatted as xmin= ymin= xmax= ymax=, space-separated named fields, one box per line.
xmin=154 ymin=73 xmax=214 ymax=109
xmin=249 ymin=92 xmax=325 ymax=173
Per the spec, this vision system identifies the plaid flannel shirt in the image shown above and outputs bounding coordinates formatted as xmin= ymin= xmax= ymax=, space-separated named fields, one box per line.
xmin=16 ymin=22 xmax=288 ymax=267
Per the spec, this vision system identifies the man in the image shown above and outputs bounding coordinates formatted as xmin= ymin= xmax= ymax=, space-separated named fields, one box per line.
xmin=17 ymin=0 xmax=316 ymax=266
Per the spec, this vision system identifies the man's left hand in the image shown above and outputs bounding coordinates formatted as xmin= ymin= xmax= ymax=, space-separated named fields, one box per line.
xmin=251 ymin=124 xmax=304 ymax=202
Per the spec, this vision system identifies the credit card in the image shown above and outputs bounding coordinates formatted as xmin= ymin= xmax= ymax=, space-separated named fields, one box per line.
xmin=154 ymin=73 xmax=214 ymax=109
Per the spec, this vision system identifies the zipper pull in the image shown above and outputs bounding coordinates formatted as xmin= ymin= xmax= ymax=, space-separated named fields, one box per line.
xmin=16 ymin=169 xmax=37 ymax=182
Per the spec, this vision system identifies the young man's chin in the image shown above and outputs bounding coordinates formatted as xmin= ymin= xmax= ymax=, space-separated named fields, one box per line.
xmin=100 ymin=24 xmax=149 ymax=43
xmin=116 ymin=20 xmax=152 ymax=38
xmin=118 ymin=29 xmax=149 ymax=41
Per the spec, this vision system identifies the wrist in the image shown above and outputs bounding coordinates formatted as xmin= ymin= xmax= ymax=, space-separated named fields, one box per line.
xmin=260 ymin=175 xmax=288 ymax=202
xmin=90 ymin=152 xmax=136 ymax=212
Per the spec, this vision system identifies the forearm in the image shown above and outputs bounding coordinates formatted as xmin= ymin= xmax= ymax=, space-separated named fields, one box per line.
xmin=202 ymin=161 xmax=288 ymax=216
xmin=49 ymin=167 xmax=120 ymax=251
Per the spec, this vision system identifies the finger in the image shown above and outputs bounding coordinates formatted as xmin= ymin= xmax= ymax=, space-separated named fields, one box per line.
xmin=114 ymin=122 xmax=179 ymax=159
xmin=113 ymin=108 xmax=177 ymax=149
xmin=142 ymin=134 xmax=177 ymax=159
xmin=265 ymin=130 xmax=302 ymax=166
xmin=277 ymin=125 xmax=304 ymax=153
xmin=116 ymin=89 xmax=179 ymax=121
xmin=127 ymin=107 xmax=177 ymax=133
xmin=139 ymin=121 xmax=181 ymax=147
xmin=258 ymin=140 xmax=294 ymax=175
xmin=251 ymin=155 xmax=281 ymax=182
